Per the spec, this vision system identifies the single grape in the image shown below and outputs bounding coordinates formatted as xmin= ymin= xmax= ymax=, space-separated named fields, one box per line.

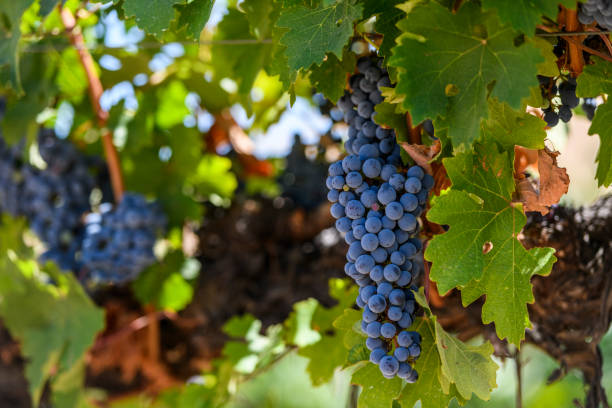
xmin=381 ymin=322 xmax=397 ymax=338
xmin=379 ymin=356 xmax=400 ymax=376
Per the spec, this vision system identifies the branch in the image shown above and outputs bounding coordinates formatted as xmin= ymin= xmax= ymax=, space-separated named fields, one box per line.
xmin=60 ymin=6 xmax=125 ymax=202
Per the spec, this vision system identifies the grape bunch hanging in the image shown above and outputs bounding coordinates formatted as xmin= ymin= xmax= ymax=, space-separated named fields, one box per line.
xmin=0 ymin=130 xmax=166 ymax=285
xmin=326 ymin=56 xmax=434 ymax=380
xmin=578 ymin=0 xmax=612 ymax=29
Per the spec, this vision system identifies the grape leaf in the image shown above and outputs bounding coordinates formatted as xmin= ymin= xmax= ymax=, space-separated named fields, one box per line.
xmin=0 ymin=1 xmax=36 ymax=90
xmin=309 ymin=49 xmax=355 ymax=102
xmin=132 ymin=251 xmax=198 ymax=312
xmin=212 ymin=8 xmax=271 ymax=94
xmin=481 ymin=0 xmax=577 ymax=36
xmin=297 ymin=279 xmax=358 ymax=385
xmin=241 ymin=0 xmax=275 ymax=40
xmin=176 ymin=0 xmax=214 ymax=40
xmin=576 ymin=57 xmax=612 ymax=187
xmin=122 ymin=0 xmax=182 ymax=37
xmin=481 ymin=99 xmax=547 ymax=150
xmin=351 ymin=363 xmax=403 ymax=408
xmin=362 ymin=0 xmax=405 ymax=66
xmin=0 ymin=258 xmax=104 ymax=405
xmin=284 ymin=298 xmax=321 ymax=347
xmin=397 ymin=318 xmax=463 ymax=408
xmin=425 ymin=144 xmax=556 ymax=344
xmin=533 ymin=37 xmax=560 ymax=77
xmin=389 ymin=1 xmax=541 ymax=149
xmin=276 ymin=0 xmax=362 ymax=72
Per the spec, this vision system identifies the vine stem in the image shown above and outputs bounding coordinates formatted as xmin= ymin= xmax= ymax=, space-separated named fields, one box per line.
xmin=537 ymin=23 xmax=612 ymax=64
xmin=59 ymin=6 xmax=125 ymax=202
xmin=515 ymin=349 xmax=523 ymax=408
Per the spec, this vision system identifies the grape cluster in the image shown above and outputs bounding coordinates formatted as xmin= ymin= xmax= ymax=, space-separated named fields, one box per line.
xmin=538 ymin=76 xmax=580 ymax=127
xmin=0 ymin=138 xmax=26 ymax=216
xmin=582 ymin=98 xmax=598 ymax=120
xmin=0 ymin=130 xmax=166 ymax=284
xmin=327 ymin=56 xmax=434 ymax=381
xmin=23 ymin=130 xmax=96 ymax=270
xmin=82 ymin=193 xmax=166 ymax=284
xmin=579 ymin=0 xmax=612 ymax=29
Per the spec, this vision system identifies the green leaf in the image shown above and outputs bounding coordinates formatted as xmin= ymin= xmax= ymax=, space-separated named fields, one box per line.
xmin=187 ymin=154 xmax=238 ymax=199
xmin=212 ymin=8 xmax=271 ymax=94
xmin=297 ymin=279 xmax=359 ymax=384
xmin=175 ymin=0 xmax=214 ymax=40
xmin=132 ymin=251 xmax=198 ymax=312
xmin=397 ymin=318 xmax=463 ymax=408
xmin=481 ymin=0 xmax=577 ymax=36
xmin=425 ymin=144 xmax=556 ymax=344
xmin=586 ymin=101 xmax=612 ymax=186
xmin=55 ymin=48 xmax=89 ymax=103
xmin=309 ymin=48 xmax=355 ymax=102
xmin=276 ymin=0 xmax=363 ymax=72
xmin=412 ymin=290 xmax=497 ymax=402
xmin=352 ymin=363 xmax=403 ymax=408
xmin=223 ymin=314 xmax=258 ymax=338
xmin=0 ymin=1 xmax=36 ymax=90
xmin=576 ymin=57 xmax=612 ymax=186
xmin=156 ymin=80 xmax=190 ymax=128
xmin=241 ymin=0 xmax=274 ymax=40
xmin=434 ymin=319 xmax=497 ymax=401
xmin=122 ymin=0 xmax=182 ymax=37
xmin=374 ymin=101 xmax=409 ymax=144
xmin=389 ymin=1 xmax=542 ymax=149
xmin=533 ymin=37 xmax=560 ymax=77
xmin=481 ymin=99 xmax=547 ymax=150
xmin=284 ymin=298 xmax=321 ymax=347
xmin=362 ymin=0 xmax=405 ymax=66
xmin=0 ymin=259 xmax=104 ymax=405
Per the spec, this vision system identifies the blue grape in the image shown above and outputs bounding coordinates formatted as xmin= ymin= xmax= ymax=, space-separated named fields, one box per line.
xmin=399 ymin=242 xmax=417 ymax=258
xmin=422 ymin=173 xmax=435 ymax=190
xmin=356 ymin=254 xmax=375 ymax=274
xmin=345 ymin=200 xmax=366 ymax=219
xmin=390 ymin=251 xmax=406 ymax=266
xmin=398 ymin=213 xmax=417 ymax=232
xmin=397 ymin=270 xmax=412 ymax=286
xmin=330 ymin=203 xmax=345 ymax=219
xmin=361 ymin=320 xmax=368 ymax=334
xmin=358 ymin=143 xmax=379 ymax=159
xmin=331 ymin=175 xmax=345 ymax=190
xmin=361 ymin=285 xmax=377 ymax=303
xmin=369 ymin=265 xmax=384 ymax=282
xmin=358 ymin=101 xmax=374 ymax=118
xmin=346 ymin=171 xmax=363 ymax=188
xmin=395 ymin=229 xmax=410 ymax=244
xmin=362 ymin=120 xmax=377 ymax=137
xmin=348 ymin=241 xmax=365 ymax=259
xmin=394 ymin=347 xmax=409 ymax=362
xmin=404 ymin=177 xmax=422 ymax=193
xmin=328 ymin=161 xmax=344 ymax=176
xmin=363 ymin=305 xmax=379 ymax=322
xmin=409 ymin=344 xmax=421 ymax=358
xmin=389 ymin=173 xmax=405 ymax=191
xmin=398 ymin=312 xmax=413 ymax=329
xmin=389 ymin=288 xmax=406 ymax=306
xmin=385 ymin=202 xmax=404 ymax=221
xmin=361 ymin=233 xmax=379 ymax=251
xmin=365 ymin=217 xmax=382 ymax=233
xmin=356 ymin=295 xmax=366 ymax=308
xmin=381 ymin=215 xmax=396 ymax=229
xmin=379 ymin=356 xmax=399 ymax=376
xmin=335 ymin=217 xmax=352 ymax=233
xmin=380 ymin=164 xmax=396 ymax=181
xmin=377 ymin=281 xmax=393 ymax=297
xmin=366 ymin=337 xmax=384 ymax=351
xmin=343 ymin=154 xmax=362 ymax=172
xmin=366 ymin=321 xmax=382 ymax=337
xmin=383 ymin=264 xmax=401 ymax=282
xmin=345 ymin=230 xmax=356 ymax=244
xmin=360 ymin=189 xmax=378 ymax=208
xmin=338 ymin=191 xmax=355 ymax=206
xmin=327 ymin=189 xmax=339 ymax=202
xmin=370 ymin=347 xmax=387 ymax=364
xmin=397 ymin=331 xmax=414 ymax=347
xmin=367 ymin=209 xmax=382 ymax=218
xmin=356 ymin=276 xmax=372 ymax=287
xmin=387 ymin=306 xmax=403 ymax=321
xmin=407 ymin=165 xmax=424 ymax=179
xmin=325 ymin=176 xmax=333 ymax=190
xmin=378 ymin=229 xmax=395 ymax=247
xmin=379 ymin=138 xmax=395 ymax=154
xmin=368 ymin=294 xmax=387 ymax=313
xmin=377 ymin=183 xmax=396 ymax=205
xmin=381 ymin=322 xmax=397 ymax=338
xmin=353 ymin=224 xmax=366 ymax=240
xmin=372 ymin=247 xmax=388 ymax=263
xmin=404 ymin=300 xmax=415 ymax=315
xmin=400 ymin=193 xmax=419 ymax=212
xmin=362 ymin=158 xmax=382 ymax=178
